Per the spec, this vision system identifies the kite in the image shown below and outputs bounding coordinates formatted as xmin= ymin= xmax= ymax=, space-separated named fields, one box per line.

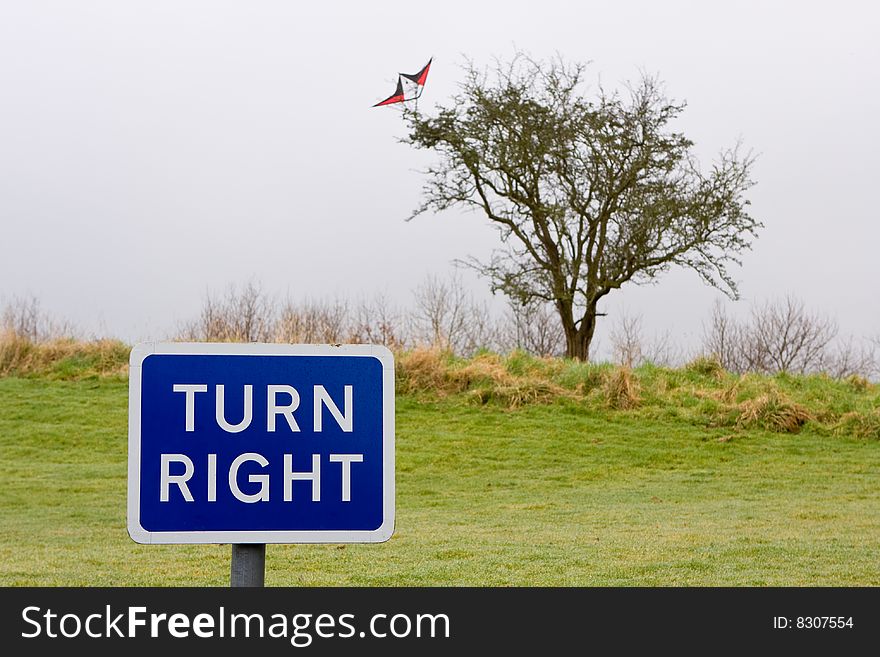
xmin=373 ymin=58 xmax=432 ymax=107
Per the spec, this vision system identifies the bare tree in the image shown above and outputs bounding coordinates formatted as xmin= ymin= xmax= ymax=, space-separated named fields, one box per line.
xmin=403 ymin=52 xmax=760 ymax=361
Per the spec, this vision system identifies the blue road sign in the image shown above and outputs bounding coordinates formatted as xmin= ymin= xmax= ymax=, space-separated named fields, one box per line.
xmin=127 ymin=343 xmax=395 ymax=544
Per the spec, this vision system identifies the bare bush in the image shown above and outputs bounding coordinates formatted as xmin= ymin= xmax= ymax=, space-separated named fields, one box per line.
xmin=178 ymin=281 xmax=275 ymax=342
xmin=2 ymin=295 xmax=41 ymax=341
xmin=458 ymin=298 xmax=499 ymax=355
xmin=1 ymin=295 xmax=75 ymax=342
xmin=609 ymin=313 xmax=644 ymax=368
xmin=703 ymin=300 xmax=744 ymax=372
xmin=275 ymin=298 xmax=350 ymax=344
xmin=749 ymin=296 xmax=837 ymax=373
xmin=349 ymin=295 xmax=409 ymax=348
xmin=411 ymin=275 xmax=497 ymax=354
xmin=412 ymin=274 xmax=467 ymax=350
xmin=642 ymin=329 xmax=683 ymax=368
xmin=703 ymin=296 xmax=875 ymax=378
xmin=820 ymin=337 xmax=877 ymax=380
xmin=498 ymin=300 xmax=564 ymax=357
xmin=608 ymin=312 xmax=681 ymax=367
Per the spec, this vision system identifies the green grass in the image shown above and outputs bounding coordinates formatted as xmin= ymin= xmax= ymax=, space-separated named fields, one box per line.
xmin=1 ymin=376 xmax=877 ymax=586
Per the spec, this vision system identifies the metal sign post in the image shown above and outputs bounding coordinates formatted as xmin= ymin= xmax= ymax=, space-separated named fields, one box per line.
xmin=231 ymin=544 xmax=266 ymax=587
xmin=127 ymin=343 xmax=395 ymax=586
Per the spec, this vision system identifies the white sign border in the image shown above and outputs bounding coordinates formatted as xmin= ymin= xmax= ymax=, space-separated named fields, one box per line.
xmin=127 ymin=342 xmax=395 ymax=545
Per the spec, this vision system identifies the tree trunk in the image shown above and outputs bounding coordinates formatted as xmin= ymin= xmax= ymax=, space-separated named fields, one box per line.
xmin=564 ymin=330 xmax=587 ymax=361
xmin=558 ymin=302 xmax=598 ymax=362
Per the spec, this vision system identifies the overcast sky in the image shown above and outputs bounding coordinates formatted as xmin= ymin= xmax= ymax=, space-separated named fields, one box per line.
xmin=1 ymin=1 xmax=877 ymax=354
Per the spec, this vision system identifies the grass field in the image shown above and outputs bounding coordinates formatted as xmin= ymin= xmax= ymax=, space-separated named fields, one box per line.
xmin=1 ymin=359 xmax=878 ymax=586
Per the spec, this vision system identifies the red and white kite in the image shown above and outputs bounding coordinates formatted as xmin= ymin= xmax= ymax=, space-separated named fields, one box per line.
xmin=373 ymin=58 xmax=432 ymax=107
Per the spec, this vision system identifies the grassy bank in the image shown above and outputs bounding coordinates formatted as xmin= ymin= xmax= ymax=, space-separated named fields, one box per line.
xmin=0 ymin=367 xmax=877 ymax=585
xmin=2 ymin=335 xmax=878 ymax=438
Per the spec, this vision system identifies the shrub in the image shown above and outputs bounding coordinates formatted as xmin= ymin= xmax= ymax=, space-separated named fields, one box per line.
xmin=604 ymin=367 xmax=640 ymax=410
xmin=735 ymin=390 xmax=812 ymax=433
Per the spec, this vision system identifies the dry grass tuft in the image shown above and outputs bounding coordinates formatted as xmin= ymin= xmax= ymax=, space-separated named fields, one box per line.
xmin=604 ymin=367 xmax=640 ymax=410
xmin=716 ymin=376 xmax=745 ymax=404
xmin=395 ymin=347 xmax=459 ymax=395
xmin=468 ymin=379 xmax=568 ymax=408
xmin=735 ymin=390 xmax=813 ymax=433
xmin=834 ymin=410 xmax=880 ymax=440
xmin=454 ymin=353 xmax=515 ymax=388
